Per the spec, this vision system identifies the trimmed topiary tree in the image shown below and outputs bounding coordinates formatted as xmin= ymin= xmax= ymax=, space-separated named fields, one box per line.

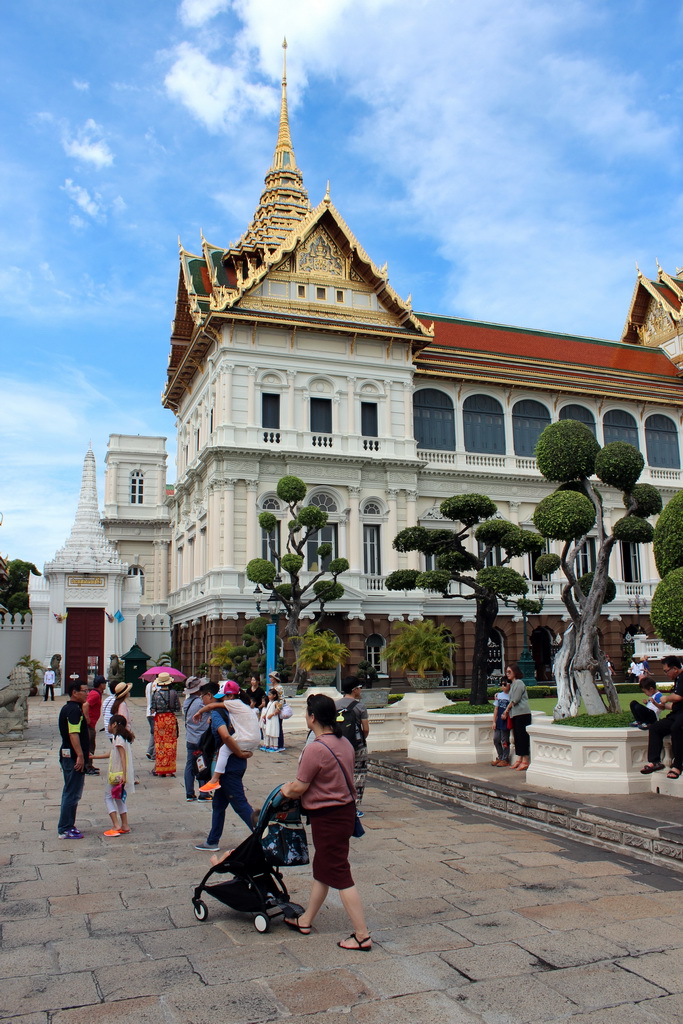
xmin=245 ymin=476 xmax=349 ymax=686
xmin=652 ymin=493 xmax=683 ymax=649
xmin=532 ymin=419 xmax=662 ymax=718
xmin=386 ymin=495 xmax=540 ymax=703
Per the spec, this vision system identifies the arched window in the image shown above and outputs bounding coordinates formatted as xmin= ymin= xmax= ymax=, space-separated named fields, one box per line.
xmin=127 ymin=565 xmax=145 ymax=595
xmin=262 ymin=496 xmax=281 ymax=511
xmin=365 ymin=634 xmax=386 ymax=672
xmin=463 ymin=395 xmax=505 ymax=454
xmin=130 ymin=470 xmax=144 ymax=504
xmin=603 ymin=409 xmax=639 ymax=448
xmin=559 ymin=404 xmax=596 ymax=437
xmin=512 ymin=399 xmax=551 ymax=456
xmin=309 ymin=492 xmax=338 ymax=513
xmin=645 ymin=414 xmax=680 ymax=469
xmin=362 ymin=500 xmax=382 ymax=516
xmin=413 ymin=389 xmax=455 ymax=451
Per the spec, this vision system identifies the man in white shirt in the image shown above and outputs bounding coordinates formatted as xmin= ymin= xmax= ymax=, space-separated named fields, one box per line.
xmin=43 ymin=668 xmax=56 ymax=701
xmin=145 ymin=679 xmax=157 ymax=760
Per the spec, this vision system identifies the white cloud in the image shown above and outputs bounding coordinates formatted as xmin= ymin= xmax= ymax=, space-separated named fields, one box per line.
xmin=72 ymin=79 xmax=90 ymax=91
xmin=62 ymin=118 xmax=114 ymax=168
xmin=164 ymin=42 xmax=278 ymax=130
xmin=179 ymin=0 xmax=230 ymax=27
xmin=61 ymin=179 xmax=105 ymax=220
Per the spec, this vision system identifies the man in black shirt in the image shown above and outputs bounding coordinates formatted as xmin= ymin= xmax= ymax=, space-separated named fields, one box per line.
xmin=641 ymin=656 xmax=683 ymax=778
xmin=57 ymin=679 xmax=90 ymax=838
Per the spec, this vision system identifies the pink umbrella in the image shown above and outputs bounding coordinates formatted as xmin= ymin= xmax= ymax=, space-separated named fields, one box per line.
xmin=140 ymin=666 xmax=187 ymax=682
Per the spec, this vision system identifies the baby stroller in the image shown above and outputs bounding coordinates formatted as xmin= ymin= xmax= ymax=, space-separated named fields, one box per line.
xmin=191 ymin=785 xmax=307 ymax=933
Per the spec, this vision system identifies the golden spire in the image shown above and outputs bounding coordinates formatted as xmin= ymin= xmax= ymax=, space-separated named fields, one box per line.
xmin=271 ymin=38 xmax=297 ymax=172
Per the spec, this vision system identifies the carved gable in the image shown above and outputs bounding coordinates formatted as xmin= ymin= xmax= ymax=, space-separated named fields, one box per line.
xmin=641 ymin=300 xmax=675 ymax=344
xmin=297 ymin=229 xmax=344 ymax=277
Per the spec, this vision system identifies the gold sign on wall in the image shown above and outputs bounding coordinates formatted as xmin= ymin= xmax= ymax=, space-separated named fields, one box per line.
xmin=67 ymin=576 xmax=106 ymax=588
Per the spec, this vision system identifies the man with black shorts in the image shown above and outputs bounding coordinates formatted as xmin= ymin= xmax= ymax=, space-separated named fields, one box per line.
xmin=641 ymin=656 xmax=683 ymax=778
xmin=57 ymin=679 xmax=90 ymax=839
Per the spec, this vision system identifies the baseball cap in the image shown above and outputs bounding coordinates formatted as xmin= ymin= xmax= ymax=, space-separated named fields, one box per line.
xmin=220 ymin=680 xmax=241 ymax=696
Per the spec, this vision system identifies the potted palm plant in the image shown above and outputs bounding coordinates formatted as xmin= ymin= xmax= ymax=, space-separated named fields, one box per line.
xmin=297 ymin=626 xmax=349 ymax=687
xmin=384 ymin=619 xmax=455 ymax=690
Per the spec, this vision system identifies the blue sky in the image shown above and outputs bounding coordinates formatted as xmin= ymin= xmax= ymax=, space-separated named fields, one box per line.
xmin=3 ymin=0 xmax=683 ymax=570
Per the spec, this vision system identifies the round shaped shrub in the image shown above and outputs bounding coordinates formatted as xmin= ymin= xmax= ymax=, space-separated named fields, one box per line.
xmin=386 ymin=569 xmax=421 ymax=591
xmin=504 ymin=528 xmax=545 ymax=557
xmin=243 ymin=617 xmax=268 ymax=638
xmin=297 ymin=505 xmax=328 ymax=529
xmin=328 ymin=557 xmax=349 ymax=575
xmin=246 ymin=558 xmax=276 ymax=585
xmin=393 ymin=527 xmax=429 ymax=552
xmin=476 ymin=566 xmax=528 ymax=597
xmin=475 ymin=520 xmax=515 ymax=545
xmin=654 ymin=491 xmax=683 ymax=578
xmin=612 ymin=516 xmax=654 ymax=544
xmin=276 ymin=475 xmax=307 ymax=503
xmin=313 ymin=580 xmax=344 ymax=602
xmin=578 ymin=571 xmax=616 ymax=605
xmin=652 ymin=568 xmax=683 ymax=648
xmin=258 ymin=511 xmax=278 ymax=533
xmin=628 ymin=483 xmax=663 ymax=518
xmin=437 ymin=551 xmax=480 ymax=573
xmin=535 ymin=553 xmax=561 ymax=576
xmin=281 ymin=553 xmax=304 ymax=574
xmin=558 ymin=480 xmax=603 ymax=505
xmin=274 ymin=583 xmax=292 ymax=600
xmin=517 ymin=598 xmax=543 ymax=614
xmin=316 ymin=543 xmax=332 ymax=560
xmin=416 ymin=570 xmax=451 ymax=594
xmin=440 ymin=494 xmax=497 ymax=526
xmin=594 ymin=442 xmax=644 ymax=491
xmin=535 ymin=420 xmax=600 ymax=482
xmin=533 ymin=490 xmax=596 ymax=540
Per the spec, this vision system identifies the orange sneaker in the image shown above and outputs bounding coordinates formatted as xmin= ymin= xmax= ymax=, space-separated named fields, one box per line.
xmin=199 ymin=780 xmax=221 ymax=793
xmin=103 ymin=829 xmax=123 ymax=836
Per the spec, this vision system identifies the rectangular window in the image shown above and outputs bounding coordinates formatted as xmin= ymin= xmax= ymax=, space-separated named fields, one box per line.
xmin=307 ymin=524 xmax=337 ymax=571
xmin=478 ymin=541 xmax=502 ymax=568
xmin=261 ymin=523 xmax=281 ymax=565
xmin=528 ymin=540 xmax=552 ymax=581
xmin=316 ymin=286 xmax=326 ymax=300
xmin=297 ymin=284 xmax=306 ymax=298
xmin=363 ymin=525 xmax=382 ymax=576
xmin=336 ymin=289 xmax=344 ymax=303
xmin=310 ymin=397 xmax=332 ymax=434
xmin=262 ymin=393 xmax=280 ymax=429
xmin=195 ymin=428 xmax=200 ymax=452
xmin=361 ymin=402 xmax=378 ymax=437
xmin=576 ymin=537 xmax=596 ymax=577
xmin=621 ymin=542 xmax=642 ymax=583
xmin=209 ymin=407 xmax=214 ymax=433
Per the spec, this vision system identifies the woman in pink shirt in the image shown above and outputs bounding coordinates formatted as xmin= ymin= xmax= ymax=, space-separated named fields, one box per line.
xmin=280 ymin=693 xmax=371 ymax=951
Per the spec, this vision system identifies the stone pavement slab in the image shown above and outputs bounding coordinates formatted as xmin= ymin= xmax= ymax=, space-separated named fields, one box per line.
xmin=3 ymin=696 xmax=683 ymax=1023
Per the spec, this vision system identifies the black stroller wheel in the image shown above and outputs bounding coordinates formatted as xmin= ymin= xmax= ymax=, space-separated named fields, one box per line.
xmin=253 ymin=913 xmax=270 ymax=933
xmin=193 ymin=899 xmax=208 ymax=921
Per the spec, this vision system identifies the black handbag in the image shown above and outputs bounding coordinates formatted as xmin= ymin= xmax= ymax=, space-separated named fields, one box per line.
xmin=261 ymin=798 xmax=309 ymax=866
xmin=317 ymin=740 xmax=365 ymax=838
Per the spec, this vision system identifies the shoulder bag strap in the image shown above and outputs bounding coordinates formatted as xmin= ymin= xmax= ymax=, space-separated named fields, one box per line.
xmin=184 ymin=694 xmax=201 ymax=725
xmin=316 ymin=738 xmax=355 ymax=799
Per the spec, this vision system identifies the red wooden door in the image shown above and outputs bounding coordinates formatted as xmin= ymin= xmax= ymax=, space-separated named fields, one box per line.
xmin=65 ymin=608 xmax=105 ymax=684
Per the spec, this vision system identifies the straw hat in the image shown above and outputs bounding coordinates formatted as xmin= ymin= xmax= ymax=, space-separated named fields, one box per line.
xmin=156 ymin=672 xmax=173 ymax=686
xmin=114 ymin=682 xmax=132 ymax=700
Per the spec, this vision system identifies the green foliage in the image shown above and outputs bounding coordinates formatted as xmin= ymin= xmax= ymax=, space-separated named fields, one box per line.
xmin=578 ymin=571 xmax=616 ymax=605
xmin=440 ymin=494 xmax=497 ymax=526
xmin=516 ymin=598 xmax=543 ymax=614
xmin=384 ymin=618 xmax=455 ymax=677
xmin=594 ymin=442 xmax=644 ymax=491
xmin=415 ymin=570 xmax=451 ymax=594
xmin=356 ymin=659 xmax=379 ymax=685
xmin=275 ymin=583 xmax=292 ymax=600
xmin=654 ymin=491 xmax=683 ymax=578
xmin=281 ymin=553 xmax=304 ymax=574
xmin=297 ymin=504 xmax=328 ymax=530
xmin=535 ymin=553 xmax=561 ymax=576
xmin=436 ymin=551 xmax=480 ymax=573
xmin=210 ymin=641 xmax=237 ymax=667
xmin=246 ymin=558 xmax=276 ymax=585
xmin=504 ymin=529 xmax=545 ymax=557
xmin=612 ymin=516 xmax=654 ymax=544
xmin=652 ymin=567 xmax=683 ymax=648
xmin=0 ymin=559 xmax=41 ymax=616
xmin=297 ymin=626 xmax=350 ymax=671
xmin=243 ymin=617 xmax=268 ymax=639
xmin=444 ymin=685 xmax=556 ymax=701
xmin=628 ymin=483 xmax=663 ymax=518
xmin=533 ymin=490 xmax=596 ymax=540
xmin=385 ymin=569 xmax=421 ymax=591
xmin=16 ymin=656 xmax=43 ymax=683
xmin=432 ymin=703 xmax=491 ymax=714
xmin=258 ymin=511 xmax=278 ymax=533
xmin=475 ymin=519 xmax=515 ymax=545
xmin=316 ymin=543 xmax=332 ymax=560
xmin=557 ymin=480 xmax=601 ymax=502
xmin=277 ymin=475 xmax=307 ymax=503
xmin=393 ymin=527 xmax=456 ymax=555
xmin=328 ymin=557 xmax=350 ymax=575
xmin=313 ymin=580 xmax=345 ymax=602
xmin=476 ymin=566 xmax=528 ymax=597
xmin=535 ymin=419 xmax=600 ymax=482
xmin=553 ymin=712 xmax=633 ymax=728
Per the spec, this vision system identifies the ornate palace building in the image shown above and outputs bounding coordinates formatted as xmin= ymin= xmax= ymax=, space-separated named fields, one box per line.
xmin=162 ymin=51 xmax=683 ymax=684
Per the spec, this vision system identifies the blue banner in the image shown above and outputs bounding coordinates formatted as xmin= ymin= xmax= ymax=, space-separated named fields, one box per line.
xmin=266 ymin=621 xmax=277 ymax=679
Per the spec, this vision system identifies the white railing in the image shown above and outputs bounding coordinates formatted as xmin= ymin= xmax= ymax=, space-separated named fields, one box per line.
xmin=262 ymin=430 xmax=281 ymax=444
xmin=310 ymin=433 xmax=334 ymax=449
xmin=465 ymin=453 xmax=506 ymax=468
xmin=530 ymin=581 xmax=560 ymax=597
xmin=361 ymin=575 xmax=386 ymax=592
xmin=648 ymin=468 xmax=682 ymax=482
xmin=362 ymin=438 xmax=380 ymax=452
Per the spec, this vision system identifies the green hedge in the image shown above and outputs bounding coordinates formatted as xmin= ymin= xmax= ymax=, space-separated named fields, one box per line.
xmin=554 ymin=712 xmax=633 ymax=728
xmin=443 ymin=686 xmax=557 ymax=701
xmin=431 ymin=703 xmax=492 ymax=715
xmin=387 ymin=694 xmax=404 ymax=705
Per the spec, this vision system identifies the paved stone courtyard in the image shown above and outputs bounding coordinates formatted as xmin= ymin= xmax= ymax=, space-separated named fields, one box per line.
xmin=3 ymin=697 xmax=683 ymax=1023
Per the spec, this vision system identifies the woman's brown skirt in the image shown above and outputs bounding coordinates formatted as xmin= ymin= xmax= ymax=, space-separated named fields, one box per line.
xmin=307 ymin=802 xmax=356 ymax=889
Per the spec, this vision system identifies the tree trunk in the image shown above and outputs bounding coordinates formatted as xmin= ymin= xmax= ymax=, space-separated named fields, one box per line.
xmin=553 ymin=625 xmax=581 ymax=719
xmin=572 ymin=621 xmax=608 ymax=715
xmin=594 ymin=637 xmax=620 ymax=713
xmin=470 ymin=593 xmax=498 ymax=704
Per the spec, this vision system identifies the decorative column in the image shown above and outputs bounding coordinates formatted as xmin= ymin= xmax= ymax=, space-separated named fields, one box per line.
xmin=347 ymin=377 xmax=357 ymax=436
xmin=402 ymin=382 xmax=413 ymax=440
xmin=209 ymin=485 xmax=220 ymax=569
xmin=222 ymin=480 xmax=235 ymax=567
xmin=386 ymin=489 xmax=399 ymax=572
xmin=247 ymin=366 xmax=257 ymax=427
xmin=333 ymin=392 xmax=342 ymax=435
xmin=406 ymin=490 xmax=419 ymax=570
xmin=155 ymin=540 xmax=169 ymax=601
xmin=223 ymin=364 xmax=234 ymax=426
xmin=348 ymin=487 xmax=361 ymax=573
xmin=245 ymin=479 xmax=259 ymax=562
xmin=287 ymin=371 xmax=296 ymax=429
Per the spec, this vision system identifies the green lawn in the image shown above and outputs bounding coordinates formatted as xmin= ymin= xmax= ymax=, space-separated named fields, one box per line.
xmin=528 ymin=693 xmax=638 ymax=716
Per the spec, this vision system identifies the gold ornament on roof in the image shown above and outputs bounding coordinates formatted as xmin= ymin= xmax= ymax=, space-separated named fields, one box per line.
xmin=298 ymin=229 xmax=343 ymax=276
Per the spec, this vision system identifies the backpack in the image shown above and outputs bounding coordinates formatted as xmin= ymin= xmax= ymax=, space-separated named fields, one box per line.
xmin=194 ymin=707 xmax=231 ymax=781
xmin=335 ymin=699 xmax=364 ymax=750
xmin=224 ymin=700 xmax=261 ymax=751
xmin=151 ymin=687 xmax=178 ymax=714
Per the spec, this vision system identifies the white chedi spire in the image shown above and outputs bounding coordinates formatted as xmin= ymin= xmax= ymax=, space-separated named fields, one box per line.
xmin=46 ymin=448 xmax=124 ymax=573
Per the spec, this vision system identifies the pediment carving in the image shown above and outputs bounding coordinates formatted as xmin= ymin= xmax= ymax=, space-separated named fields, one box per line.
xmin=297 ymin=229 xmax=344 ymax=277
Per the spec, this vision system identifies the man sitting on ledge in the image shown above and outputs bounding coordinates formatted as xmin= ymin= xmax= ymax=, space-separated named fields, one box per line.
xmin=640 ymin=656 xmax=683 ymax=779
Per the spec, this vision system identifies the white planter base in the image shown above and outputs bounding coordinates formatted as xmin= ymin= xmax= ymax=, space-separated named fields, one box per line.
xmin=526 ymin=722 xmax=652 ymax=795
xmin=407 ymin=711 xmax=493 ymax=765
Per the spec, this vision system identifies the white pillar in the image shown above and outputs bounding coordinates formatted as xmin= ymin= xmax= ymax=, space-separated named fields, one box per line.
xmin=209 ymin=486 xmax=220 ymax=569
xmin=224 ymin=364 xmax=234 ymax=426
xmin=347 ymin=377 xmax=357 ymax=435
xmin=406 ymin=490 xmax=419 ymax=570
xmin=403 ymin=382 xmax=413 ymax=440
xmin=348 ymin=487 xmax=361 ymax=573
xmin=245 ymin=479 xmax=259 ymax=561
xmin=387 ymin=489 xmax=399 ymax=572
xmin=156 ymin=540 xmax=169 ymax=601
xmin=247 ymin=366 xmax=257 ymax=427
xmin=287 ymin=371 xmax=296 ymax=429
xmin=223 ymin=480 xmax=235 ymax=567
